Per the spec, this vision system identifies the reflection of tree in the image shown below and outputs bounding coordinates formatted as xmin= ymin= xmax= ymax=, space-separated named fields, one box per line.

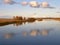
xmin=0 ymin=22 xmax=13 ymax=26
xmin=13 ymin=21 xmax=23 ymax=26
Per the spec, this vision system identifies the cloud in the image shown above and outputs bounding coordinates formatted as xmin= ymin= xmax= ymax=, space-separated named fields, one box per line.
xmin=21 ymin=1 xmax=28 ymax=6
xmin=4 ymin=0 xmax=12 ymax=4
xmin=29 ymin=1 xmax=54 ymax=8
xmin=3 ymin=0 xmax=16 ymax=4
xmin=40 ymin=2 xmax=55 ymax=9
xmin=29 ymin=1 xmax=40 ymax=8
xmin=41 ymin=2 xmax=49 ymax=8
xmin=56 ymin=11 xmax=60 ymax=13
xmin=48 ymin=7 xmax=55 ymax=9
xmin=3 ymin=0 xmax=55 ymax=9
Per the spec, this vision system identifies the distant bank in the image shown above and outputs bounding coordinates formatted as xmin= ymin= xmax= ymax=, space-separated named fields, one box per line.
xmin=0 ymin=16 xmax=60 ymax=24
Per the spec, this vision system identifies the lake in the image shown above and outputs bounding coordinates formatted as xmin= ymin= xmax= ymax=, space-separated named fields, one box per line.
xmin=0 ymin=20 xmax=60 ymax=45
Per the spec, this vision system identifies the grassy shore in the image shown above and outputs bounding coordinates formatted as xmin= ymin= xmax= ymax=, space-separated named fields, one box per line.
xmin=0 ymin=18 xmax=26 ymax=24
xmin=0 ymin=18 xmax=60 ymax=24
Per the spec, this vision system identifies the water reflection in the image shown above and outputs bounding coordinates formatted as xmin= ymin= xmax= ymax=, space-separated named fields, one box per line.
xmin=0 ymin=20 xmax=60 ymax=44
xmin=30 ymin=30 xmax=38 ymax=36
xmin=3 ymin=33 xmax=15 ymax=39
xmin=40 ymin=30 xmax=49 ymax=36
xmin=22 ymin=31 xmax=27 ymax=36
xmin=13 ymin=22 xmax=24 ymax=26
xmin=22 ymin=29 xmax=53 ymax=37
xmin=2 ymin=28 xmax=53 ymax=39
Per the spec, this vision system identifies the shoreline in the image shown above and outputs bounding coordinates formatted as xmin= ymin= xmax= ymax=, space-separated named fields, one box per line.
xmin=0 ymin=17 xmax=60 ymax=24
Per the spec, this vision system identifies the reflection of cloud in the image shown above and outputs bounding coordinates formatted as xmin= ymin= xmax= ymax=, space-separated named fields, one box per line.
xmin=22 ymin=31 xmax=27 ymax=36
xmin=22 ymin=29 xmax=53 ymax=37
xmin=4 ymin=33 xmax=15 ymax=39
xmin=21 ymin=1 xmax=28 ymax=6
xmin=30 ymin=29 xmax=49 ymax=36
xmin=30 ymin=30 xmax=38 ymax=36
xmin=40 ymin=30 xmax=48 ymax=36
xmin=29 ymin=1 xmax=40 ymax=8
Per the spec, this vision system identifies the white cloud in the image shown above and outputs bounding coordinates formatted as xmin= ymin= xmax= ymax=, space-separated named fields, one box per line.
xmin=21 ymin=1 xmax=28 ymax=6
xmin=3 ymin=0 xmax=16 ymax=4
xmin=3 ymin=0 xmax=55 ymax=8
xmin=29 ymin=1 xmax=40 ymax=8
xmin=4 ymin=0 xmax=11 ymax=4
xmin=41 ymin=2 xmax=49 ymax=8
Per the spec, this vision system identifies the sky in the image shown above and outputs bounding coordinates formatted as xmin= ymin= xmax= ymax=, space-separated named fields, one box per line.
xmin=0 ymin=0 xmax=60 ymax=18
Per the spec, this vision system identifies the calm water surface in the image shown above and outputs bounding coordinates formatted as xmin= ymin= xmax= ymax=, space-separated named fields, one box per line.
xmin=0 ymin=20 xmax=60 ymax=45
